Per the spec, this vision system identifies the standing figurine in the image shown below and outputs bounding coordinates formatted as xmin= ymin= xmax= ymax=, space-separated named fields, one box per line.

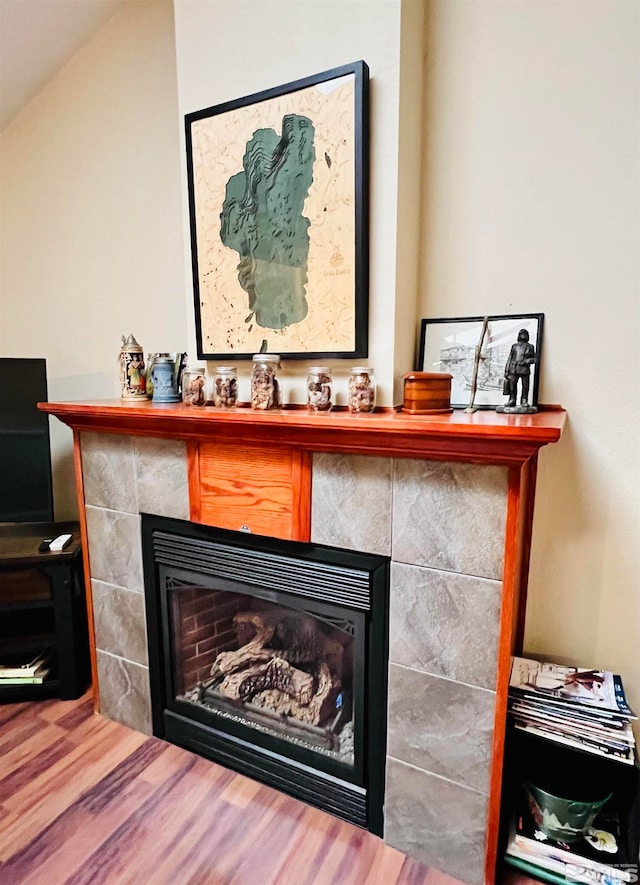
xmin=496 ymin=329 xmax=537 ymax=413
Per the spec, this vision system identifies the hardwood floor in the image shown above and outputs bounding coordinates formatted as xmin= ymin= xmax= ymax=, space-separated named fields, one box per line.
xmin=0 ymin=693 xmax=536 ymax=885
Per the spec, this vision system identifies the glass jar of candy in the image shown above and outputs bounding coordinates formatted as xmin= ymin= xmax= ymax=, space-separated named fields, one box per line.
xmin=181 ymin=365 xmax=207 ymax=406
xmin=348 ymin=367 xmax=376 ymax=413
xmin=306 ymin=366 xmax=333 ymax=412
xmin=250 ymin=354 xmax=281 ymax=410
xmin=213 ymin=366 xmax=238 ymax=408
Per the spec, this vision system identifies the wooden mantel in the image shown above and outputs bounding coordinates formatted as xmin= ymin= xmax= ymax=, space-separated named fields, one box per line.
xmin=40 ymin=397 xmax=565 ymax=885
xmin=40 ymin=399 xmax=565 ymax=464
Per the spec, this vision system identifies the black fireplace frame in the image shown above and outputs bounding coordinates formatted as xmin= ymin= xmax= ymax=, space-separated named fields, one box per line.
xmin=141 ymin=513 xmax=390 ymax=835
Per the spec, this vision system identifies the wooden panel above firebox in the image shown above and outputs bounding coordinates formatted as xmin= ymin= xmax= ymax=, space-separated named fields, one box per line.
xmin=189 ymin=440 xmax=311 ymax=542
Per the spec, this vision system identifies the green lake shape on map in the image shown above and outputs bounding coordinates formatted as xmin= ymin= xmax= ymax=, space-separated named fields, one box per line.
xmin=220 ymin=114 xmax=315 ymax=330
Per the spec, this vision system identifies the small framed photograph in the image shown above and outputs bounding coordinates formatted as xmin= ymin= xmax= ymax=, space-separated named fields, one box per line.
xmin=418 ymin=314 xmax=544 ymax=410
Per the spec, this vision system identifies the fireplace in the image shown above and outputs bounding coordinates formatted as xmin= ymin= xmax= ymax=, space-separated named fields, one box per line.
xmin=141 ymin=512 xmax=390 ymax=834
xmin=41 ymin=399 xmax=565 ymax=884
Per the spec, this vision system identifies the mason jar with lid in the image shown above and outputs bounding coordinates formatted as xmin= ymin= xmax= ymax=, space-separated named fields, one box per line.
xmin=306 ymin=366 xmax=333 ymax=412
xmin=251 ymin=354 xmax=281 ymax=410
xmin=348 ymin=367 xmax=376 ymax=413
xmin=181 ymin=365 xmax=207 ymax=406
xmin=213 ymin=366 xmax=238 ymax=408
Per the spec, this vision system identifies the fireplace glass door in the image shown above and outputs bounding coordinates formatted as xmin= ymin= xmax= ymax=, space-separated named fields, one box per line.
xmin=168 ymin=579 xmax=360 ymax=771
xmin=142 ymin=514 xmax=389 ymax=834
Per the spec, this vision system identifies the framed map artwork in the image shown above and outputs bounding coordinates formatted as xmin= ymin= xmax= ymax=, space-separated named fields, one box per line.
xmin=185 ymin=60 xmax=370 ymax=360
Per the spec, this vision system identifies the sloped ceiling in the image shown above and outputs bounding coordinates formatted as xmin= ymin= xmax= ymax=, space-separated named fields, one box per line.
xmin=0 ymin=0 xmax=127 ymax=131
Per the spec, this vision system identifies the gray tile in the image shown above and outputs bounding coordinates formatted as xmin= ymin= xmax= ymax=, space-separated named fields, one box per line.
xmin=96 ymin=650 xmax=152 ymax=735
xmin=311 ymin=452 xmax=392 ymax=555
xmin=80 ymin=432 xmax=137 ymax=512
xmin=384 ymin=757 xmax=488 ymax=885
xmin=387 ymin=664 xmax=495 ymax=794
xmin=392 ymin=460 xmax=507 ymax=579
xmin=92 ymin=579 xmax=149 ymax=666
xmin=85 ymin=506 xmax=143 ymax=591
xmin=80 ymin=445 xmax=508 ymax=885
xmin=389 ymin=562 xmax=501 ymax=690
xmin=134 ymin=437 xmax=189 ymax=519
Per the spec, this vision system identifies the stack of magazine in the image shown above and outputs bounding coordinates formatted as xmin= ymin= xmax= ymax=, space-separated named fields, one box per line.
xmin=508 ymin=657 xmax=637 ymax=765
xmin=0 ymin=647 xmax=53 ymax=685
xmin=505 ymin=784 xmax=636 ymax=885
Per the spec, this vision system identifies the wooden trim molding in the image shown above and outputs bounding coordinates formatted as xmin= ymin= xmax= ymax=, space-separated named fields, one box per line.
xmin=485 ymin=458 xmax=538 ymax=883
xmin=40 ymin=400 xmax=565 ymax=465
xmin=71 ymin=431 xmax=99 ymax=712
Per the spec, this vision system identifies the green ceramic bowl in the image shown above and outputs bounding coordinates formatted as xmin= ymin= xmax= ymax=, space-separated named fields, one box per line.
xmin=524 ymin=781 xmax=612 ymax=843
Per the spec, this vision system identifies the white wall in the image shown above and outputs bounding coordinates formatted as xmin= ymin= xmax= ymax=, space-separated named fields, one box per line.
xmin=420 ymin=0 xmax=640 ymax=721
xmin=394 ymin=0 xmax=427 ymax=402
xmin=0 ymin=0 xmax=186 ymax=518
xmin=173 ymin=0 xmax=409 ymax=406
xmin=1 ymin=0 xmax=637 ymax=725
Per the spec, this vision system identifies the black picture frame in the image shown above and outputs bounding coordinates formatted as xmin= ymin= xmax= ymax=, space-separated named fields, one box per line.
xmin=185 ymin=60 xmax=370 ymax=361
xmin=418 ymin=313 xmax=544 ymax=410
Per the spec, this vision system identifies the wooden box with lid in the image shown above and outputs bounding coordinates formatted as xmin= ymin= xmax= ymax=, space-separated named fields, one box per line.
xmin=401 ymin=371 xmax=453 ymax=414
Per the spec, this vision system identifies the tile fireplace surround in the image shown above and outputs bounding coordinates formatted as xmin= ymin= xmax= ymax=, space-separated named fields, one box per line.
xmin=40 ymin=400 xmax=565 ymax=885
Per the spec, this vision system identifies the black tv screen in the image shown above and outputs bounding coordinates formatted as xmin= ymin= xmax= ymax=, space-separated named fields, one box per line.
xmin=0 ymin=358 xmax=54 ymax=523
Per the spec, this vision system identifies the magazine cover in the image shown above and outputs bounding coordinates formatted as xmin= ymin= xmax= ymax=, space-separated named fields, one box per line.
xmin=510 ymin=714 xmax=635 ymax=753
xmin=510 ymin=694 xmax=634 ymax=726
xmin=509 ymin=657 xmax=637 ymax=718
xmin=508 ymin=702 xmax=636 ymax=749
xmin=512 ymin=722 xmax=636 ymax=765
xmin=509 ymin=700 xmax=635 ymax=737
xmin=506 ymin=844 xmax=632 ymax=885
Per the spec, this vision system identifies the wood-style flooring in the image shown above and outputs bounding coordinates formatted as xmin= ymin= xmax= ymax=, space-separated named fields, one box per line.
xmin=0 ymin=693 xmax=535 ymax=885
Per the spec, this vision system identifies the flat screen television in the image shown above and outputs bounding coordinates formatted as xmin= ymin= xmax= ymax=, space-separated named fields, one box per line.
xmin=0 ymin=358 xmax=54 ymax=523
